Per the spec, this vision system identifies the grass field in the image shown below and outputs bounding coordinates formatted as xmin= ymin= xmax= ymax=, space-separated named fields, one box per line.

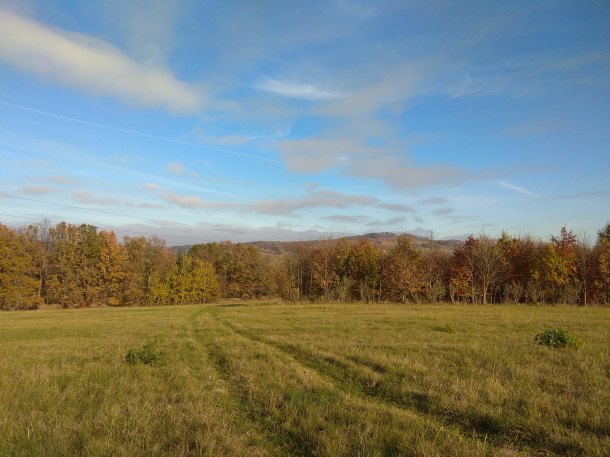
xmin=0 ymin=303 xmax=608 ymax=456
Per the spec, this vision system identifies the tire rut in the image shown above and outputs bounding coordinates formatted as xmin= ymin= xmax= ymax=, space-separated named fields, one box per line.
xmin=212 ymin=314 xmax=574 ymax=456
xmin=179 ymin=309 xmax=284 ymax=457
xmin=188 ymin=310 xmax=316 ymax=457
xmin=207 ymin=315 xmax=493 ymax=452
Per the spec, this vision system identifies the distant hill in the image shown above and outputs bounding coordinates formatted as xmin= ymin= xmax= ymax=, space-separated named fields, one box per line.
xmin=172 ymin=232 xmax=463 ymax=255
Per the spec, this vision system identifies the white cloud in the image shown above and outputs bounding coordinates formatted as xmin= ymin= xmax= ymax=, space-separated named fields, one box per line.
xmin=324 ymin=215 xmax=369 ymax=223
xmin=276 ymin=136 xmax=469 ymax=190
xmin=418 ymin=197 xmax=450 ymax=205
xmin=495 ymin=180 xmax=535 ymax=196
xmin=48 ymin=175 xmax=78 ymax=185
xmin=162 ymin=193 xmax=207 ymax=209
xmin=22 ymin=186 xmax=58 ymax=195
xmin=166 ymin=161 xmax=187 ymax=175
xmin=161 ymin=192 xmax=237 ymax=210
xmin=345 ymin=156 xmax=469 ymax=190
xmin=378 ymin=203 xmax=414 ymax=213
xmin=192 ymin=127 xmax=291 ymax=146
xmin=72 ymin=190 xmax=121 ymax=206
xmin=0 ymin=8 xmax=202 ymax=114
xmin=155 ymin=185 xmax=408 ymax=218
xmin=102 ymin=0 xmax=181 ymax=67
xmin=366 ymin=216 xmax=406 ymax=227
xmin=250 ymin=188 xmax=376 ymax=216
xmin=276 ymin=138 xmax=371 ymax=173
xmin=257 ymin=78 xmax=342 ymax=100
xmin=432 ymin=207 xmax=455 ymax=217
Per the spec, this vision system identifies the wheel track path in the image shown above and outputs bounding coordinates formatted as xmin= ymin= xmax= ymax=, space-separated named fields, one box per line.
xmin=204 ymin=309 xmax=492 ymax=456
xmin=210 ymin=311 xmax=577 ymax=456
xmin=186 ymin=308 xmax=320 ymax=456
xmin=179 ymin=308 xmax=285 ymax=457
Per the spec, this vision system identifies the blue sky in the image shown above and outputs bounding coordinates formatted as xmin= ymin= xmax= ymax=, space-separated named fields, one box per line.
xmin=0 ymin=0 xmax=609 ymax=244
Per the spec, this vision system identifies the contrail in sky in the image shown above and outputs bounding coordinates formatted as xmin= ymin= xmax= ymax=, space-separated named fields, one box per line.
xmin=0 ymin=100 xmax=281 ymax=163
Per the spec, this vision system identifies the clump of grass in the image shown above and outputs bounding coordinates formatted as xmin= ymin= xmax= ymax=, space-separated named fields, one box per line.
xmin=125 ymin=338 xmax=167 ymax=365
xmin=534 ymin=329 xmax=582 ymax=349
xmin=432 ymin=323 xmax=455 ymax=333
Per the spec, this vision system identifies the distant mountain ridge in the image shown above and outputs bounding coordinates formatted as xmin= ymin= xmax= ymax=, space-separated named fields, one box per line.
xmin=172 ymin=232 xmax=463 ymax=255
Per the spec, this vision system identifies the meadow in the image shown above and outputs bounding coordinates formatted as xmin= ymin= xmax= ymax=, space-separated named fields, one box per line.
xmin=0 ymin=303 xmax=608 ymax=456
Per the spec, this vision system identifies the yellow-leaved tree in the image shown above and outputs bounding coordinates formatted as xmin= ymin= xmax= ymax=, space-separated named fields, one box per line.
xmin=0 ymin=224 xmax=42 ymax=309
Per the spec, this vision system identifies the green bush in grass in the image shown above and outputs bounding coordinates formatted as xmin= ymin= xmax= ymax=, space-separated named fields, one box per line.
xmin=534 ymin=329 xmax=582 ymax=349
xmin=126 ymin=339 xmax=167 ymax=365
xmin=432 ymin=323 xmax=455 ymax=333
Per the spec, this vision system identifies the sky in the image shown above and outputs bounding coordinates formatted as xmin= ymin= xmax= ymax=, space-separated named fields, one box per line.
xmin=0 ymin=0 xmax=609 ymax=245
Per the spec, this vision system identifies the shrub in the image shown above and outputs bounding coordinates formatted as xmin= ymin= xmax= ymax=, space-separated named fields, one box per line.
xmin=126 ymin=339 xmax=167 ymax=365
xmin=433 ymin=323 xmax=455 ymax=333
xmin=534 ymin=329 xmax=582 ymax=349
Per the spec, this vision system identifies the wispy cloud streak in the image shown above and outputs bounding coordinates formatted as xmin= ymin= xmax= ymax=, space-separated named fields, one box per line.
xmin=256 ymin=78 xmax=342 ymax=100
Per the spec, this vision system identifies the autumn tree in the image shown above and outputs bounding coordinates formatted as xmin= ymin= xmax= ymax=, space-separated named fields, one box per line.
xmin=593 ymin=223 xmax=610 ymax=304
xmin=20 ymin=219 xmax=52 ymax=300
xmin=449 ymin=235 xmax=510 ymax=304
xmin=531 ymin=243 xmax=568 ymax=303
xmin=46 ymin=222 xmax=83 ymax=306
xmin=75 ymin=224 xmax=103 ymax=305
xmin=382 ymin=236 xmax=424 ymax=302
xmin=497 ymin=234 xmax=538 ymax=303
xmin=122 ymin=236 xmax=176 ymax=305
xmin=5 ymin=218 xmax=610 ymax=309
xmin=551 ymin=226 xmax=580 ymax=303
xmin=350 ymin=239 xmax=381 ymax=302
xmin=471 ymin=235 xmax=510 ymax=304
xmin=166 ymin=254 xmax=219 ymax=304
xmin=450 ymin=237 xmax=478 ymax=303
xmin=190 ymin=242 xmax=269 ymax=299
xmin=121 ymin=236 xmax=149 ymax=305
xmin=331 ymin=239 xmax=356 ymax=301
xmin=421 ymin=248 xmax=449 ymax=303
xmin=190 ymin=258 xmax=220 ymax=303
xmin=98 ymin=230 xmax=127 ymax=306
xmin=274 ymin=242 xmax=313 ymax=301
xmin=0 ymin=224 xmax=42 ymax=309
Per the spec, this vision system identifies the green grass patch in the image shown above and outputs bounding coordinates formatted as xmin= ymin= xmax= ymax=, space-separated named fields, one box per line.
xmin=534 ymin=328 xmax=583 ymax=349
xmin=125 ymin=338 xmax=167 ymax=365
xmin=432 ymin=323 xmax=455 ymax=333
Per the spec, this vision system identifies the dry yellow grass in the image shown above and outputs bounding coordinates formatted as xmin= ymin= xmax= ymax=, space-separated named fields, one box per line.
xmin=0 ymin=303 xmax=608 ymax=456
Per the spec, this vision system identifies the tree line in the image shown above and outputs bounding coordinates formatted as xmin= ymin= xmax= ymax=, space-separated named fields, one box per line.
xmin=0 ymin=220 xmax=609 ymax=310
